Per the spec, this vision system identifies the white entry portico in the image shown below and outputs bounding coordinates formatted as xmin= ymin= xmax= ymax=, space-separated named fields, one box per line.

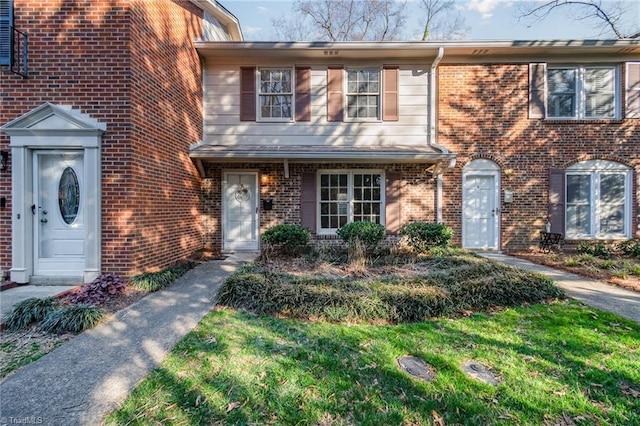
xmin=1 ymin=103 xmax=104 ymax=284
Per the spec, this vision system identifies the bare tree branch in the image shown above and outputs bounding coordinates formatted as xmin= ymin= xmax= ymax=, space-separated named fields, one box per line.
xmin=518 ymin=0 xmax=638 ymax=39
xmin=420 ymin=0 xmax=469 ymax=40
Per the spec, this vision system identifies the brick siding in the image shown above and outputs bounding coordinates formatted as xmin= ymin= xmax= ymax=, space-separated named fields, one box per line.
xmin=1 ymin=0 xmax=205 ymax=278
xmin=438 ymin=63 xmax=639 ymax=251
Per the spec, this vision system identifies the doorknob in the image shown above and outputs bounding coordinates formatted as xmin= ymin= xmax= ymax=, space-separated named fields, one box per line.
xmin=40 ymin=218 xmax=48 ymax=223
xmin=31 ymin=204 xmax=36 ymax=215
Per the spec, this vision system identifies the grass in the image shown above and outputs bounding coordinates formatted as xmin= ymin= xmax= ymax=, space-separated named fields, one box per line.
xmin=107 ymin=303 xmax=640 ymax=425
xmin=108 ymin=250 xmax=638 ymax=425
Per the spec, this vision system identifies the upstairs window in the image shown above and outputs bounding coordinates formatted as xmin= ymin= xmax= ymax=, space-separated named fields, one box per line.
xmin=547 ymin=66 xmax=618 ymax=119
xmin=346 ymin=69 xmax=380 ymax=120
xmin=258 ymin=68 xmax=293 ymax=121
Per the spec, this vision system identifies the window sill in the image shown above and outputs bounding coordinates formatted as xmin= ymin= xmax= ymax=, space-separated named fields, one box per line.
xmin=541 ymin=119 xmax=624 ymax=125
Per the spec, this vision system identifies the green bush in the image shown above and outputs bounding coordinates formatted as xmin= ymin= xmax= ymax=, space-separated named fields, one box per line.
xmin=336 ymin=221 xmax=385 ymax=249
xmin=130 ymin=261 xmax=196 ymax=292
xmin=617 ymin=239 xmax=640 ymax=258
xmin=261 ymin=224 xmax=310 ymax=255
xmin=2 ymin=297 xmax=58 ymax=331
xmin=40 ymin=304 xmax=104 ymax=334
xmin=577 ymin=241 xmax=612 ymax=259
xmin=399 ymin=222 xmax=453 ymax=253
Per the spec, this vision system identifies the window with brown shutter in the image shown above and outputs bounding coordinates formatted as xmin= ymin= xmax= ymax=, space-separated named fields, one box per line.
xmin=626 ymin=62 xmax=640 ymax=119
xmin=240 ymin=67 xmax=256 ymax=121
xmin=301 ymin=172 xmax=317 ymax=233
xmin=383 ymin=67 xmax=399 ymax=121
xmin=548 ymin=168 xmax=565 ymax=237
xmin=385 ymin=172 xmax=401 ymax=234
xmin=327 ymin=67 xmax=344 ymax=122
xmin=295 ymin=67 xmax=311 ymax=121
xmin=529 ymin=63 xmax=546 ymax=119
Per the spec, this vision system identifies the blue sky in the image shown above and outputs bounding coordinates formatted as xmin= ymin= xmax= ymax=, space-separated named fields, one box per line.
xmin=221 ymin=0 xmax=640 ymax=41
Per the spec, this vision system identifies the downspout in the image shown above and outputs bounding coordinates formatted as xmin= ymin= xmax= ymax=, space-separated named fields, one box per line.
xmin=428 ymin=47 xmax=446 ymax=223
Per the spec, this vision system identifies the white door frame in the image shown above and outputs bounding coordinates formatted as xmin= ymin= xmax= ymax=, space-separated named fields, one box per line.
xmin=222 ymin=170 xmax=259 ymax=252
xmin=1 ymin=103 xmax=104 ymax=283
xmin=462 ymin=159 xmax=501 ymax=250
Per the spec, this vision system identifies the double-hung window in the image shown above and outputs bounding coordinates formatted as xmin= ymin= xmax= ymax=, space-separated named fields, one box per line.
xmin=318 ymin=171 xmax=384 ymax=233
xmin=258 ymin=68 xmax=293 ymax=120
xmin=547 ymin=65 xmax=618 ymax=119
xmin=565 ymin=160 xmax=631 ymax=238
xmin=346 ymin=69 xmax=380 ymax=120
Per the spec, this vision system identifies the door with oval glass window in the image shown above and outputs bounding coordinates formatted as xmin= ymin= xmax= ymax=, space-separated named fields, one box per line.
xmin=33 ymin=152 xmax=85 ymax=276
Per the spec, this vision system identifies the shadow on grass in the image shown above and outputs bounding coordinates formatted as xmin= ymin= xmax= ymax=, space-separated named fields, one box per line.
xmin=108 ymin=302 xmax=640 ymax=425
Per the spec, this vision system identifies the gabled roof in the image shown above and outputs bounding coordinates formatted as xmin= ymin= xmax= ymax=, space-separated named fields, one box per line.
xmin=1 ymin=103 xmax=106 ymax=136
xmin=189 ymin=0 xmax=243 ymax=41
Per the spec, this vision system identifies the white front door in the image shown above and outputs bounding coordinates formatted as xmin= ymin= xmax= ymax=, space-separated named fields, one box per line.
xmin=463 ymin=174 xmax=498 ymax=249
xmin=34 ymin=152 xmax=85 ymax=276
xmin=223 ymin=172 xmax=259 ymax=251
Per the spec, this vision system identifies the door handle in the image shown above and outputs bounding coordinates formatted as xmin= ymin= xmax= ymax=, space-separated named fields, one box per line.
xmin=31 ymin=204 xmax=36 ymax=215
xmin=40 ymin=218 xmax=48 ymax=223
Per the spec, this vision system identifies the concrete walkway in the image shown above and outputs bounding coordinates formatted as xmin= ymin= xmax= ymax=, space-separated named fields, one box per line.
xmin=0 ymin=254 xmax=253 ymax=426
xmin=480 ymin=252 xmax=640 ymax=324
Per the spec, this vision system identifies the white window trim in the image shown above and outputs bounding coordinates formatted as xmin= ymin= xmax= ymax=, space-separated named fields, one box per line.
xmin=344 ymin=67 xmax=382 ymax=122
xmin=565 ymin=160 xmax=631 ymax=239
xmin=547 ymin=65 xmax=620 ymax=120
xmin=316 ymin=169 xmax=386 ymax=235
xmin=256 ymin=67 xmax=295 ymax=122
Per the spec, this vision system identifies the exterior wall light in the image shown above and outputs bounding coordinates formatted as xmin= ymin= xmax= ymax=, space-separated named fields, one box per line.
xmin=0 ymin=151 xmax=8 ymax=171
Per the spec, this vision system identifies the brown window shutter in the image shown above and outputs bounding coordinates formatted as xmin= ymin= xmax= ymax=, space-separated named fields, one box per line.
xmin=240 ymin=67 xmax=256 ymax=121
xmin=548 ymin=168 xmax=565 ymax=237
xmin=626 ymin=62 xmax=640 ymax=119
xmin=295 ymin=67 xmax=311 ymax=121
xmin=385 ymin=172 xmax=401 ymax=234
xmin=382 ymin=67 xmax=399 ymax=121
xmin=529 ymin=63 xmax=546 ymax=119
xmin=301 ymin=172 xmax=317 ymax=233
xmin=327 ymin=67 xmax=344 ymax=122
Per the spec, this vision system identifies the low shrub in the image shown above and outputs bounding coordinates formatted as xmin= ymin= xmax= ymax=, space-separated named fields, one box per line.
xmin=63 ymin=274 xmax=127 ymax=306
xmin=617 ymin=239 xmax=640 ymax=258
xmin=130 ymin=261 xmax=196 ymax=292
xmin=261 ymin=224 xmax=310 ymax=256
xmin=217 ymin=253 xmax=564 ymax=324
xmin=2 ymin=297 xmax=58 ymax=331
xmin=577 ymin=241 xmax=612 ymax=259
xmin=40 ymin=304 xmax=104 ymax=334
xmin=336 ymin=221 xmax=385 ymax=249
xmin=399 ymin=222 xmax=453 ymax=253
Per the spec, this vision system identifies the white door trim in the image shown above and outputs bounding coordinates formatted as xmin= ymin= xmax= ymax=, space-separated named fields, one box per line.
xmin=2 ymin=103 xmax=104 ymax=283
xmin=222 ymin=170 xmax=259 ymax=252
xmin=462 ymin=159 xmax=501 ymax=250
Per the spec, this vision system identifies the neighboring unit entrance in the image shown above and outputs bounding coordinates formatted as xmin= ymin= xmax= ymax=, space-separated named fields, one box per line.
xmin=223 ymin=172 xmax=258 ymax=251
xmin=34 ymin=152 xmax=85 ymax=276
xmin=462 ymin=159 xmax=500 ymax=250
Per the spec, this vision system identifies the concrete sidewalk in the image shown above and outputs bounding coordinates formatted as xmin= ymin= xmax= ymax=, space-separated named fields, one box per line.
xmin=480 ymin=252 xmax=640 ymax=324
xmin=0 ymin=254 xmax=252 ymax=426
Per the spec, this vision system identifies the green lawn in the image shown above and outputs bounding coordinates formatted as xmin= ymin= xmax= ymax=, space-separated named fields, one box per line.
xmin=107 ymin=301 xmax=640 ymax=425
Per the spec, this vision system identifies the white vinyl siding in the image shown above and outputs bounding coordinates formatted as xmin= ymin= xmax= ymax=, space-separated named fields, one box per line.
xmin=203 ymin=61 xmax=430 ymax=148
xmin=317 ymin=170 xmax=385 ymax=234
xmin=547 ymin=65 xmax=618 ymax=119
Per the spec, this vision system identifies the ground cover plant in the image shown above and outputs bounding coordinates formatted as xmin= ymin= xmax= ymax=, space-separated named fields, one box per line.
xmin=107 ymin=303 xmax=640 ymax=425
xmin=1 ymin=261 xmax=198 ymax=379
xmin=217 ymin=249 xmax=563 ymax=324
xmin=515 ymin=240 xmax=640 ymax=293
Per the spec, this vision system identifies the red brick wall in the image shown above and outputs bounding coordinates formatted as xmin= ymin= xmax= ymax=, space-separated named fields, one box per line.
xmin=125 ymin=0 xmax=204 ymax=274
xmin=1 ymin=0 xmax=205 ymax=278
xmin=0 ymin=0 xmax=130 ymax=278
xmin=202 ymin=163 xmax=438 ymax=251
xmin=438 ymin=63 xmax=639 ymax=251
